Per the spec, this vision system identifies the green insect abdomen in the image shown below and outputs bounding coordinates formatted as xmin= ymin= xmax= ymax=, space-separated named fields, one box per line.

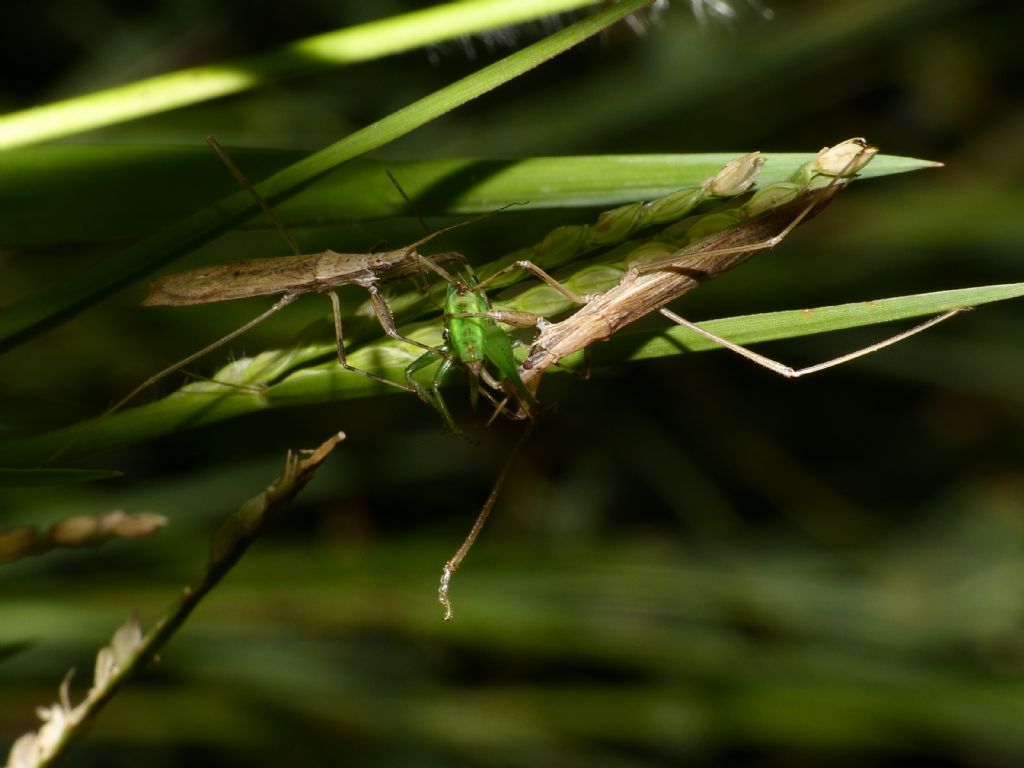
xmin=445 ymin=285 xmax=490 ymax=368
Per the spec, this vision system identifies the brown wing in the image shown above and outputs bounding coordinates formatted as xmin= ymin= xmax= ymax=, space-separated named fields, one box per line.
xmin=142 ymin=247 xmax=463 ymax=306
xmin=141 ymin=252 xmax=366 ymax=306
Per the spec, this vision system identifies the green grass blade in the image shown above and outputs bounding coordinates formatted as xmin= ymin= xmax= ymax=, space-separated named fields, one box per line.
xmin=0 ymin=0 xmax=648 ymax=355
xmin=1 ymin=147 xmax=938 ymax=248
xmin=5 ymin=283 xmax=1020 ymax=467
xmin=614 ymin=283 xmax=1024 ymax=363
xmin=0 ymin=0 xmax=610 ymax=148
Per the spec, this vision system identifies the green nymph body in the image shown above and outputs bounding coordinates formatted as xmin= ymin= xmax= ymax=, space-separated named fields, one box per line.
xmin=406 ymin=277 xmax=538 ymax=435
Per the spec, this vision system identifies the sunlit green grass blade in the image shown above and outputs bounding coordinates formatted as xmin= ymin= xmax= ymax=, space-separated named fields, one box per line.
xmin=614 ymin=283 xmax=1024 ymax=362
xmin=0 ymin=468 xmax=122 ymax=487
xmin=0 ymin=0 xmax=610 ymax=148
xmin=0 ymin=0 xmax=647 ymax=354
xmin=0 ymin=147 xmax=937 ymax=248
xmin=6 ymin=283 xmax=1020 ymax=468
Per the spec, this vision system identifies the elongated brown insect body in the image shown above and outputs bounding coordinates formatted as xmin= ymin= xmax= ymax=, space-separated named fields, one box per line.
xmin=519 ymin=189 xmax=839 ymax=385
xmin=142 ymin=247 xmax=461 ymax=306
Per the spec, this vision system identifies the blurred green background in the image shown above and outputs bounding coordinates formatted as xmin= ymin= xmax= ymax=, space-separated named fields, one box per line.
xmin=2 ymin=1 xmax=1023 ymax=765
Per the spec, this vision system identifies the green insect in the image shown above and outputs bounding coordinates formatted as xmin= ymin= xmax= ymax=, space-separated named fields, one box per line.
xmin=406 ymin=272 xmax=540 ymax=434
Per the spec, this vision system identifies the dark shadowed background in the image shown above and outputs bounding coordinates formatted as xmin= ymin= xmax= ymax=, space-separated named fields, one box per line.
xmin=2 ymin=1 xmax=1023 ymax=766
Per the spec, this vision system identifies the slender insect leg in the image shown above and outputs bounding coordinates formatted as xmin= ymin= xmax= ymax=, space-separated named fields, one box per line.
xmin=439 ymin=420 xmax=536 ymax=621
xmin=367 ymin=287 xmax=453 ymax=359
xmin=404 ymin=348 xmax=442 ymax=391
xmin=430 ymin=357 xmax=462 ymax=432
xmin=636 ymin=203 xmax=824 ymax=276
xmin=406 ymin=249 xmax=465 ymax=286
xmin=407 ymin=347 xmax=515 ymax=435
xmin=473 ymin=260 xmax=592 ymax=305
xmin=442 ymin=259 xmax=589 ymax=343
xmin=405 ymin=350 xmax=464 ymax=434
xmin=328 ymin=291 xmax=416 ymax=393
xmin=638 ymin=142 xmax=877 ymax=277
xmin=125 ymin=293 xmax=300 ymax=403
xmin=447 ymin=309 xmax=546 ymax=330
xmin=658 ymin=306 xmax=968 ymax=378
xmin=477 ymin=383 xmax=519 ymax=418
xmin=45 ymin=293 xmax=301 ymax=466
xmin=478 ymin=368 xmax=531 ymax=426
xmin=635 ymin=191 xmax=832 ymax=276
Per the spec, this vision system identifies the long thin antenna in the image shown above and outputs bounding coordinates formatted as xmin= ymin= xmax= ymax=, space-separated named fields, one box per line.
xmin=385 ymin=168 xmax=431 ymax=236
xmin=206 ymin=135 xmax=302 ymax=256
xmin=44 ymin=293 xmax=300 ymax=466
xmin=438 ymin=421 xmax=536 ymax=621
